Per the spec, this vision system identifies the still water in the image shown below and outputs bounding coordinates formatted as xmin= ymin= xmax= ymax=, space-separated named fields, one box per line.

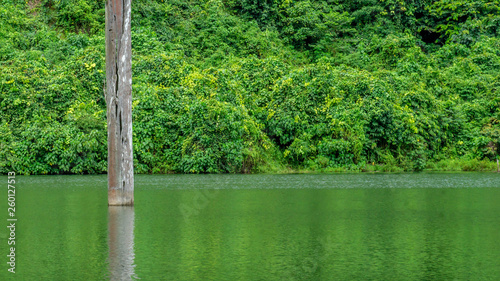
xmin=1 ymin=173 xmax=500 ymax=280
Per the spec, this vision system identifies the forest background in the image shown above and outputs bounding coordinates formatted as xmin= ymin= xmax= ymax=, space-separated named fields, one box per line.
xmin=1 ymin=0 xmax=499 ymax=174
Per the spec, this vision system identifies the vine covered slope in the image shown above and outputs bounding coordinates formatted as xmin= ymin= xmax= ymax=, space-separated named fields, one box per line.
xmin=1 ymin=0 xmax=499 ymax=174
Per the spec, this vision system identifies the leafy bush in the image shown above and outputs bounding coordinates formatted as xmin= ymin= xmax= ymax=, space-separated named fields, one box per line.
xmin=0 ymin=0 xmax=499 ymax=174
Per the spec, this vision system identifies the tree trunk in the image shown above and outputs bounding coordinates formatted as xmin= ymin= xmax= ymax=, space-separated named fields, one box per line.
xmin=106 ymin=0 xmax=134 ymax=206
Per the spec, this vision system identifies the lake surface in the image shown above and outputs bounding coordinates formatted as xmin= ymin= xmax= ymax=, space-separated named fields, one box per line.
xmin=1 ymin=173 xmax=500 ymax=280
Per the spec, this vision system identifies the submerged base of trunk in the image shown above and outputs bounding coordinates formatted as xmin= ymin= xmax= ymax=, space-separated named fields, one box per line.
xmin=108 ymin=189 xmax=134 ymax=206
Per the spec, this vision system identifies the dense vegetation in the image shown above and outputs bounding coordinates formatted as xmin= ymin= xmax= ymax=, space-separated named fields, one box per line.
xmin=1 ymin=0 xmax=499 ymax=174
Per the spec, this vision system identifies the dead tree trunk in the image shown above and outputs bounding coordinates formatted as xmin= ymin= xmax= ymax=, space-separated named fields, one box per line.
xmin=106 ymin=0 xmax=134 ymax=206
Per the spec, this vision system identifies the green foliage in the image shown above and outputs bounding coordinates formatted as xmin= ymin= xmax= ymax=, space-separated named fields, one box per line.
xmin=427 ymin=0 xmax=500 ymax=45
xmin=38 ymin=0 xmax=105 ymax=34
xmin=1 ymin=0 xmax=499 ymax=174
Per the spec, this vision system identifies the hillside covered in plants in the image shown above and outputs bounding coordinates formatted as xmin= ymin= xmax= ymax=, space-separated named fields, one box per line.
xmin=1 ymin=0 xmax=500 ymax=174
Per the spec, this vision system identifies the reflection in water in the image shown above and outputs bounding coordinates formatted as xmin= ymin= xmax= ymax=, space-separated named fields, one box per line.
xmin=108 ymin=206 xmax=138 ymax=280
xmin=6 ymin=174 xmax=500 ymax=280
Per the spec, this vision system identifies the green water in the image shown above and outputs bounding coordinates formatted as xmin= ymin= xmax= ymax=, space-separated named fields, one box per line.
xmin=1 ymin=173 xmax=500 ymax=280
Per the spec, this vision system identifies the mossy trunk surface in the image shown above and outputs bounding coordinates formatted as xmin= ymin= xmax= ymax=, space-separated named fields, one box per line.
xmin=106 ymin=0 xmax=134 ymax=206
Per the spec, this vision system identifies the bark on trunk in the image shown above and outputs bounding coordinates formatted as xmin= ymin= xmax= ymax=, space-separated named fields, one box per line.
xmin=106 ymin=0 xmax=134 ymax=206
